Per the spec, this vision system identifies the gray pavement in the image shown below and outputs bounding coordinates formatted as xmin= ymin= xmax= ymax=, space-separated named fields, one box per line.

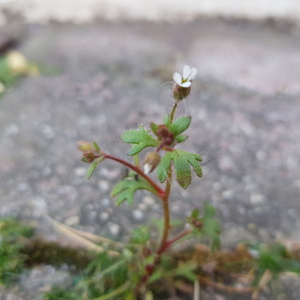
xmin=0 ymin=19 xmax=300 ymax=299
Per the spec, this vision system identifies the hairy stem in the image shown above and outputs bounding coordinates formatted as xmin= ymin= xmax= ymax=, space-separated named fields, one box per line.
xmin=103 ymin=153 xmax=165 ymax=199
xmin=157 ymin=167 xmax=172 ymax=254
xmin=133 ymin=154 xmax=140 ymax=167
xmin=169 ymin=101 xmax=178 ymax=123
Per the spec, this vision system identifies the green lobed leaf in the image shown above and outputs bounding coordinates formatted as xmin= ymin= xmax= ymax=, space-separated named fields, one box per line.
xmin=169 ymin=116 xmax=191 ymax=136
xmin=130 ymin=226 xmax=150 ymax=244
xmin=111 ymin=172 xmax=157 ymax=206
xmin=120 ymin=126 xmax=158 ymax=156
xmin=175 ymin=135 xmax=188 ymax=143
xmin=156 ymin=150 xmax=202 ymax=189
xmin=175 ymin=261 xmax=198 ymax=281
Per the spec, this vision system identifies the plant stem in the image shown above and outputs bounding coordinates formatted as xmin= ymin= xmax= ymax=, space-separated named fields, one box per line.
xmin=165 ymin=229 xmax=192 ymax=249
xmin=157 ymin=167 xmax=172 ymax=254
xmin=93 ymin=282 xmax=130 ymax=300
xmin=103 ymin=153 xmax=165 ymax=199
xmin=133 ymin=154 xmax=140 ymax=167
xmin=169 ymin=101 xmax=178 ymax=123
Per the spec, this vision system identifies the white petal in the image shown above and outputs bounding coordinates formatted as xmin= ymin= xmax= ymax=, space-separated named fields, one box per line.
xmin=183 ymin=65 xmax=191 ymax=80
xmin=188 ymin=68 xmax=197 ymax=81
xmin=181 ymin=81 xmax=191 ymax=88
xmin=144 ymin=163 xmax=151 ymax=174
xmin=173 ymin=72 xmax=182 ymax=85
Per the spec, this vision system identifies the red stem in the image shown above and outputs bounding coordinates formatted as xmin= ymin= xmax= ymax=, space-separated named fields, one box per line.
xmin=163 ymin=229 xmax=192 ymax=251
xmin=157 ymin=167 xmax=172 ymax=255
xmin=103 ymin=153 xmax=165 ymax=199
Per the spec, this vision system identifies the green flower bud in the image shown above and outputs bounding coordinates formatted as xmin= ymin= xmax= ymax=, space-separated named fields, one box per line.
xmin=77 ymin=140 xmax=93 ymax=152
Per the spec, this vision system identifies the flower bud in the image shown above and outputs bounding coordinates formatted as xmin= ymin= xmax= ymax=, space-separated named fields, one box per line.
xmin=143 ymin=152 xmax=161 ymax=174
xmin=172 ymin=84 xmax=191 ymax=101
xmin=82 ymin=150 xmax=100 ymax=163
xmin=156 ymin=125 xmax=174 ymax=146
xmin=77 ymin=140 xmax=93 ymax=152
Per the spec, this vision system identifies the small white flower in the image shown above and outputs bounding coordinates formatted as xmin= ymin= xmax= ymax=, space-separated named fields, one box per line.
xmin=173 ymin=65 xmax=197 ymax=88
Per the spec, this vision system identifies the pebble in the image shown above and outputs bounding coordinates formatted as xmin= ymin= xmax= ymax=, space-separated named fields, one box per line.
xmin=75 ymin=167 xmax=86 ymax=176
xmin=107 ymin=222 xmax=121 ymax=236
xmin=100 ymin=198 xmax=110 ymax=207
xmin=30 ymin=198 xmax=48 ymax=217
xmin=132 ymin=209 xmax=144 ymax=221
xmin=40 ymin=124 xmax=55 ymax=139
xmin=17 ymin=182 xmax=29 ymax=192
xmin=4 ymin=123 xmax=19 ymax=136
xmin=222 ymin=190 xmax=233 ymax=200
xmin=142 ymin=196 xmax=155 ymax=206
xmin=213 ymin=182 xmax=222 ymax=191
xmin=250 ymin=193 xmax=265 ymax=205
xmin=98 ymin=180 xmax=109 ymax=192
xmin=218 ymin=156 xmax=235 ymax=171
xmin=65 ymin=216 xmax=80 ymax=226
xmin=99 ymin=212 xmax=109 ymax=221
xmin=137 ymin=203 xmax=147 ymax=211
xmin=99 ymin=167 xmax=121 ymax=179
xmin=84 ymin=204 xmax=94 ymax=211
xmin=88 ymin=211 xmax=97 ymax=220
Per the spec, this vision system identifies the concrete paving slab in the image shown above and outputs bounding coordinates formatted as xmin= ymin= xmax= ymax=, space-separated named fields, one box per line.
xmin=0 ymin=19 xmax=300 ymax=299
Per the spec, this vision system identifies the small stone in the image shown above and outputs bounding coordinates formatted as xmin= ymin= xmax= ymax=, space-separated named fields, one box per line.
xmin=65 ymin=216 xmax=80 ymax=226
xmin=84 ymin=204 xmax=94 ymax=211
xmin=99 ymin=212 xmax=109 ymax=221
xmin=222 ymin=190 xmax=233 ymax=200
xmin=17 ymin=182 xmax=29 ymax=192
xmin=88 ymin=211 xmax=97 ymax=220
xmin=137 ymin=203 xmax=147 ymax=211
xmin=108 ymin=222 xmax=120 ymax=236
xmin=4 ymin=123 xmax=19 ymax=136
xmin=250 ymin=193 xmax=265 ymax=205
xmin=142 ymin=196 xmax=155 ymax=206
xmin=98 ymin=180 xmax=109 ymax=192
xmin=75 ymin=167 xmax=86 ymax=176
xmin=213 ymin=182 xmax=222 ymax=191
xmin=99 ymin=167 xmax=121 ymax=179
xmin=256 ymin=150 xmax=266 ymax=161
xmin=41 ymin=124 xmax=55 ymax=139
xmin=132 ymin=209 xmax=144 ymax=221
xmin=100 ymin=198 xmax=110 ymax=207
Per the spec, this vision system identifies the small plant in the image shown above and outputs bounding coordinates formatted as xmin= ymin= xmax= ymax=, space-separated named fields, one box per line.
xmin=77 ymin=65 xmax=221 ymax=298
xmin=0 ymin=218 xmax=34 ymax=285
xmin=0 ymin=50 xmax=39 ymax=95
xmin=74 ymin=65 xmax=300 ymax=299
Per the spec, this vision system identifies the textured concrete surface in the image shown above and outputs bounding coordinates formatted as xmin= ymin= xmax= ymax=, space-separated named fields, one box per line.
xmin=0 ymin=19 xmax=300 ymax=298
xmin=1 ymin=0 xmax=300 ymax=24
